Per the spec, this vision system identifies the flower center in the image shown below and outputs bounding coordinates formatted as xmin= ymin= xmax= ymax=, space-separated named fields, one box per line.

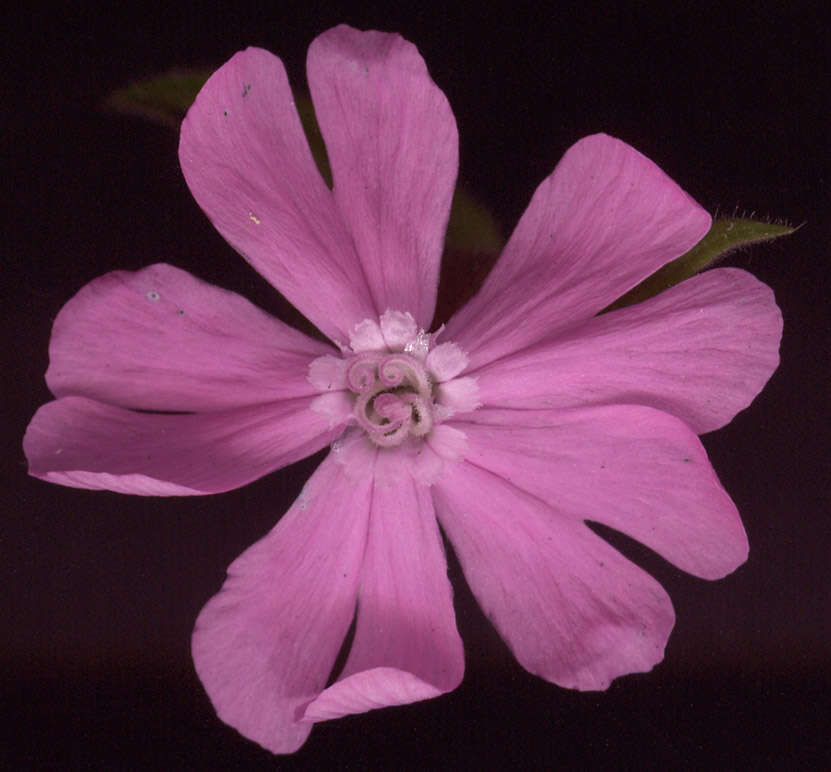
xmin=307 ymin=310 xmax=482 ymax=455
xmin=345 ymin=352 xmax=434 ymax=447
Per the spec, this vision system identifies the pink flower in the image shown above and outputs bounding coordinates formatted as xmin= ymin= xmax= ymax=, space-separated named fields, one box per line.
xmin=24 ymin=25 xmax=782 ymax=755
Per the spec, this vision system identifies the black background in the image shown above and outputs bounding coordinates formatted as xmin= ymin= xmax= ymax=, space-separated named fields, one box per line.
xmin=4 ymin=1 xmax=829 ymax=768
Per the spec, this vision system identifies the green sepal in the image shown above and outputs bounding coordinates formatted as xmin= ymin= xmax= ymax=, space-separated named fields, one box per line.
xmin=105 ymin=68 xmax=212 ymax=128
xmin=444 ymin=188 xmax=504 ymax=255
xmin=603 ymin=218 xmax=796 ymax=313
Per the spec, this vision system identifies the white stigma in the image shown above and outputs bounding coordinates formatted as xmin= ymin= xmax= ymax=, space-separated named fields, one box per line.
xmin=308 ymin=310 xmax=481 ymax=450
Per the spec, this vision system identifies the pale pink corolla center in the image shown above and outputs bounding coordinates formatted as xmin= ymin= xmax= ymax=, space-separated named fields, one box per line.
xmin=308 ymin=311 xmax=481 ymax=469
xmin=345 ymin=350 xmax=435 ymax=447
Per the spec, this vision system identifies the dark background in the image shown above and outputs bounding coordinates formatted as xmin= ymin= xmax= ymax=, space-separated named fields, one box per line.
xmin=4 ymin=1 xmax=829 ymax=768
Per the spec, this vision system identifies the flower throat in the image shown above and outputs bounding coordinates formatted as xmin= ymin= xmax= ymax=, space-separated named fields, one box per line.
xmin=308 ymin=310 xmax=481 ymax=450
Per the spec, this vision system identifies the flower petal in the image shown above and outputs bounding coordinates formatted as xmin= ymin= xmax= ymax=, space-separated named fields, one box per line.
xmin=450 ymin=404 xmax=747 ymax=580
xmin=470 ymin=267 xmax=782 ymax=434
xmin=179 ymin=47 xmax=375 ymax=343
xmin=308 ymin=25 xmax=458 ymax=328
xmin=24 ymin=395 xmax=341 ymax=495
xmin=445 ymin=134 xmax=712 ymax=369
xmin=433 ymin=460 xmax=675 ymax=691
xmin=46 ymin=264 xmax=335 ymax=412
xmin=304 ymin=449 xmax=463 ymax=720
xmin=192 ymin=451 xmax=373 ymax=754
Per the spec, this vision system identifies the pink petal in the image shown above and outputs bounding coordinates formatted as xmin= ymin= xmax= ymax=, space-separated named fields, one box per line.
xmin=470 ymin=267 xmax=782 ymax=434
xmin=179 ymin=47 xmax=376 ymax=343
xmin=433 ymin=460 xmax=676 ymax=691
xmin=450 ymin=404 xmax=747 ymax=580
xmin=46 ymin=264 xmax=335 ymax=412
xmin=192 ymin=451 xmax=373 ymax=754
xmin=307 ymin=25 xmax=458 ymax=328
xmin=304 ymin=449 xmax=463 ymax=720
xmin=24 ymin=395 xmax=341 ymax=495
xmin=445 ymin=134 xmax=712 ymax=369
